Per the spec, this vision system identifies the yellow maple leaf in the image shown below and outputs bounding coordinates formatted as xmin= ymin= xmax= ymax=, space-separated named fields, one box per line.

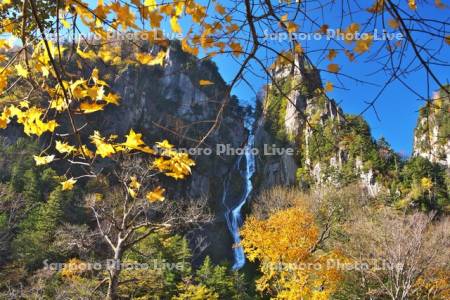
xmin=187 ymin=3 xmax=206 ymax=23
xmin=78 ymin=145 xmax=95 ymax=159
xmin=70 ymin=79 xmax=88 ymax=99
xmin=175 ymin=1 xmax=185 ymax=16
xmin=144 ymin=0 xmax=157 ymax=10
xmin=215 ymin=4 xmax=226 ymax=15
xmin=344 ymin=50 xmax=355 ymax=62
xmin=61 ymin=178 xmax=77 ymax=191
xmin=367 ymin=0 xmax=384 ymax=13
xmin=0 ymin=116 xmax=8 ymax=129
xmin=354 ymin=35 xmax=373 ymax=54
xmin=324 ymin=82 xmax=334 ymax=92
xmin=79 ymin=102 xmax=106 ymax=113
xmin=148 ymin=10 xmax=163 ymax=27
xmin=388 ymin=19 xmax=399 ymax=29
xmin=445 ymin=36 xmax=450 ymax=45
xmin=124 ymin=129 xmax=145 ymax=149
xmin=139 ymin=146 xmax=155 ymax=154
xmin=408 ymin=0 xmax=417 ymax=10
xmin=127 ymin=176 xmax=140 ymax=198
xmin=0 ymin=39 xmax=11 ymax=49
xmin=128 ymin=187 xmax=137 ymax=198
xmin=130 ymin=175 xmax=141 ymax=191
xmin=327 ymin=64 xmax=340 ymax=73
xmin=91 ymin=68 xmax=108 ymax=86
xmin=160 ymin=4 xmax=173 ymax=15
xmin=112 ymin=2 xmax=137 ymax=30
xmin=294 ymin=44 xmax=303 ymax=54
xmin=170 ymin=16 xmax=182 ymax=33
xmin=15 ymin=64 xmax=28 ymax=78
xmin=104 ymin=93 xmax=120 ymax=105
xmin=60 ymin=18 xmax=71 ymax=29
xmin=86 ymin=85 xmax=105 ymax=101
xmin=33 ymin=155 xmax=55 ymax=166
xmin=56 ymin=141 xmax=76 ymax=154
xmin=135 ymin=51 xmax=166 ymax=66
xmin=44 ymin=120 xmax=58 ymax=133
xmin=0 ymin=0 xmax=11 ymax=9
xmin=327 ymin=49 xmax=337 ymax=61
xmin=51 ymin=98 xmax=68 ymax=112
xmin=0 ymin=73 xmax=7 ymax=93
xmin=41 ymin=66 xmax=50 ymax=77
xmin=77 ymin=48 xmax=97 ymax=60
xmin=135 ymin=52 xmax=153 ymax=64
xmin=199 ymin=80 xmax=214 ymax=86
xmin=181 ymin=38 xmax=199 ymax=56
xmin=230 ymin=42 xmax=242 ymax=57
xmin=146 ymin=186 xmax=166 ymax=202
xmin=98 ymin=49 xmax=114 ymax=64
xmin=18 ymin=106 xmax=58 ymax=136
xmin=19 ymin=100 xmax=29 ymax=108
xmin=285 ymin=21 xmax=298 ymax=33
xmin=156 ymin=140 xmax=174 ymax=149
xmin=90 ymin=131 xmax=117 ymax=158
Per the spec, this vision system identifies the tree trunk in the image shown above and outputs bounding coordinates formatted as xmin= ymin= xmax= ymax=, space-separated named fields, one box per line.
xmin=106 ymin=246 xmax=122 ymax=300
xmin=106 ymin=269 xmax=120 ymax=300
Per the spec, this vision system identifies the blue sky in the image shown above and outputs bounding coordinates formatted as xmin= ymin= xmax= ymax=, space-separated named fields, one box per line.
xmin=15 ymin=0 xmax=448 ymax=155
xmin=216 ymin=47 xmax=448 ymax=157
xmin=206 ymin=1 xmax=449 ymax=156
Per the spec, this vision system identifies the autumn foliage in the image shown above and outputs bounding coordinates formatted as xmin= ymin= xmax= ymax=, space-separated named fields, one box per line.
xmin=241 ymin=205 xmax=344 ymax=299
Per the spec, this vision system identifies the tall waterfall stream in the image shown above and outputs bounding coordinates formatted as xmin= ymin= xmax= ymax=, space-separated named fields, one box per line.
xmin=222 ymin=116 xmax=256 ymax=270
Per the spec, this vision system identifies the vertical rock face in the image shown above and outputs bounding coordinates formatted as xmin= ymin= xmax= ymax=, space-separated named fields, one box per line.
xmin=1 ymin=40 xmax=248 ymax=212
xmin=0 ymin=40 xmax=250 ymax=262
xmin=413 ymin=89 xmax=450 ymax=169
xmin=88 ymin=42 xmax=248 ymax=204
xmin=254 ymin=53 xmax=383 ymax=195
xmin=98 ymin=42 xmax=249 ymax=262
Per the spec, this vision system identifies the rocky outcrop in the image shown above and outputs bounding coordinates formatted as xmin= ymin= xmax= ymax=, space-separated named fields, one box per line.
xmin=73 ymin=42 xmax=248 ymax=205
xmin=253 ymin=53 xmax=383 ymax=195
xmin=0 ymin=42 xmax=249 ymax=261
xmin=413 ymin=89 xmax=450 ymax=169
xmin=101 ymin=42 xmax=250 ymax=262
xmin=254 ymin=116 xmax=297 ymax=188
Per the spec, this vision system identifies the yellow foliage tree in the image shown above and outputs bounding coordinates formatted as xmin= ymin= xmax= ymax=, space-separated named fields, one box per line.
xmin=241 ymin=206 xmax=345 ymax=299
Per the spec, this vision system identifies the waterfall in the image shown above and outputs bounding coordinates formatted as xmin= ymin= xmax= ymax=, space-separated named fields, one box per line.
xmin=223 ymin=115 xmax=256 ymax=270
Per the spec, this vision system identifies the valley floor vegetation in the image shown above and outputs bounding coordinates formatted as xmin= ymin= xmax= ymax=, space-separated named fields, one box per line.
xmin=0 ymin=139 xmax=448 ymax=299
xmin=1 ymin=0 xmax=449 ymax=299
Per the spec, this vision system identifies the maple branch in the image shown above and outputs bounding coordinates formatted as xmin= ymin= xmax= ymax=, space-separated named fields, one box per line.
xmin=28 ymin=0 xmax=89 ymax=160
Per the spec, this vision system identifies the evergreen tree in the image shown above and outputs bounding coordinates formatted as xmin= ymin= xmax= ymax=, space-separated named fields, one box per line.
xmin=23 ymin=168 xmax=41 ymax=205
xmin=12 ymin=187 xmax=67 ymax=269
xmin=399 ymin=156 xmax=449 ymax=211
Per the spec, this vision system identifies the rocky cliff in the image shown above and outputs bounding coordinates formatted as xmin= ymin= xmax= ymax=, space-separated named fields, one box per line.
xmin=0 ymin=41 xmax=250 ymax=261
xmin=2 ymin=41 xmax=248 ymax=202
xmin=413 ymin=87 xmax=450 ymax=169
xmin=87 ymin=41 xmax=251 ymax=261
xmin=254 ymin=54 xmax=387 ymax=196
xmin=98 ymin=42 xmax=248 ymax=202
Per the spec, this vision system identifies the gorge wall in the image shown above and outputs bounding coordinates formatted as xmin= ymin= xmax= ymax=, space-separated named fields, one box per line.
xmin=253 ymin=54 xmax=384 ymax=196
xmin=0 ymin=41 xmax=250 ymax=262
xmin=1 ymin=41 xmax=448 ymax=264
xmin=413 ymin=88 xmax=450 ymax=168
